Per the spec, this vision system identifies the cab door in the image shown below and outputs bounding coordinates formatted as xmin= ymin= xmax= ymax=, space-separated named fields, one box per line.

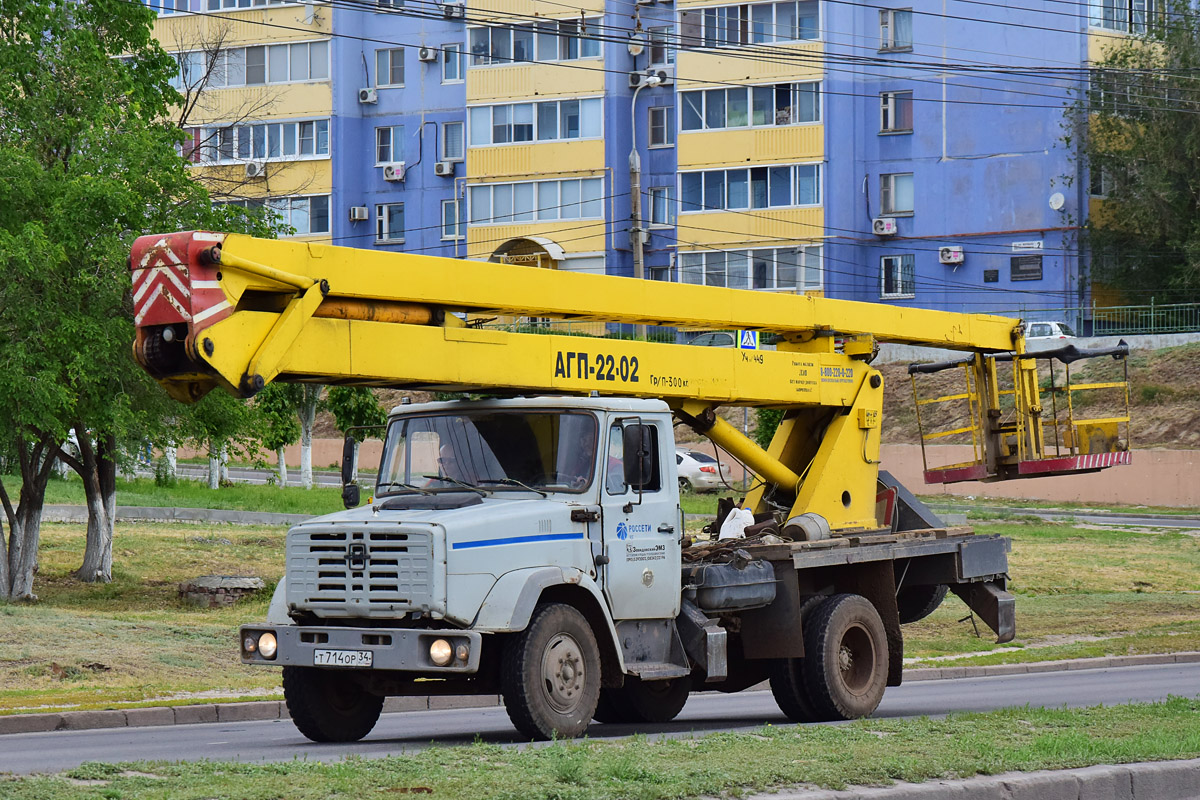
xmin=599 ymin=416 xmax=681 ymax=620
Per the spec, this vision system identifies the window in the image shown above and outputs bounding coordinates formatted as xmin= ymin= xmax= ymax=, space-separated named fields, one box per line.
xmin=648 ymin=186 xmax=675 ymax=227
xmin=442 ymin=43 xmax=464 ymax=82
xmin=266 ymin=195 xmax=329 ymax=236
xmin=879 ymin=9 xmax=912 ymax=51
xmin=649 ymin=107 xmax=673 ymax=147
xmin=376 ymin=48 xmax=404 ymax=87
xmin=469 ymin=18 xmax=602 ymax=66
xmin=377 ymin=0 xmax=402 ymax=8
xmin=177 ymin=40 xmax=328 ymax=88
xmin=442 ymin=199 xmax=466 ymax=240
xmin=680 ymin=164 xmax=821 ymax=212
xmin=1091 ymin=0 xmax=1156 ymax=33
xmin=881 ymin=254 xmax=915 ymax=298
xmin=880 ymin=172 xmax=913 ymax=215
xmin=376 ymin=125 xmax=403 ymax=164
xmin=678 ymin=247 xmax=822 ymax=291
xmin=376 ymin=203 xmax=405 ymax=242
xmin=681 ymin=82 xmax=820 ymax=131
xmin=679 ymin=1 xmax=818 ymax=48
xmin=648 ymin=26 xmax=675 ymax=66
xmin=146 ymin=0 xmax=188 ymax=15
xmin=469 ymin=178 xmax=603 ymax=224
xmin=208 ymin=0 xmax=328 ymax=7
xmin=196 ymin=119 xmax=328 ymax=163
xmin=1089 ymin=166 xmax=1111 ymax=197
xmin=880 ymin=91 xmax=913 ymax=133
xmin=469 ymin=98 xmax=602 ymax=145
xmin=442 ymin=121 xmax=465 ymax=161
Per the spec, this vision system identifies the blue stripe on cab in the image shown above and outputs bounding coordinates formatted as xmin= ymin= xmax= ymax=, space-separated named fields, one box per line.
xmin=450 ymin=532 xmax=585 ymax=550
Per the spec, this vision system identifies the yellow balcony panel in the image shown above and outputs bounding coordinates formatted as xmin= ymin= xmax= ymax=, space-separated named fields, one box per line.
xmin=180 ymin=83 xmax=332 ymax=126
xmin=467 ymin=63 xmax=605 ymax=102
xmin=471 ymin=0 xmax=605 ymax=21
xmin=192 ymin=160 xmax=331 ymax=198
xmin=678 ymin=126 xmax=823 ymax=169
xmin=468 ymin=141 xmax=605 ymax=180
xmin=152 ymin=7 xmax=330 ymax=50
xmin=676 ymin=43 xmax=823 ymax=85
xmin=675 ymin=207 xmax=824 ymax=247
xmin=467 ymin=220 xmax=608 ymax=260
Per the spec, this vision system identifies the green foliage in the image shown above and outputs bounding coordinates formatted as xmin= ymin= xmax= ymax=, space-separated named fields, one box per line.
xmin=253 ymin=384 xmax=304 ymax=452
xmin=325 ymin=387 xmax=387 ymax=441
xmin=1078 ymin=0 xmax=1200 ymax=301
xmin=753 ymin=408 xmax=784 ymax=449
xmin=152 ymin=457 xmax=176 ymax=488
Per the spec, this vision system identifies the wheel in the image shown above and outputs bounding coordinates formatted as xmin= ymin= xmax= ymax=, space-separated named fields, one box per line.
xmin=592 ymin=688 xmax=630 ymax=723
xmin=623 ymin=676 xmax=690 ymax=723
xmin=502 ymin=603 xmax=601 ymax=740
xmin=897 ymin=584 xmax=948 ymax=624
xmin=283 ymin=666 xmax=384 ymax=743
xmin=679 ymin=477 xmax=693 ymax=492
xmin=801 ymin=594 xmax=888 ymax=721
xmin=768 ymin=657 xmax=821 ymax=723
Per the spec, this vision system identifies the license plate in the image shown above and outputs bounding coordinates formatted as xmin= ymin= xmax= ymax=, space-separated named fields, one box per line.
xmin=313 ymin=649 xmax=373 ymax=668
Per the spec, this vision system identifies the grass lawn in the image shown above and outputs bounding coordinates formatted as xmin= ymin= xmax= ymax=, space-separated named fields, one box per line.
xmin=1 ymin=518 xmax=1198 ymax=715
xmin=6 ymin=699 xmax=1200 ymax=797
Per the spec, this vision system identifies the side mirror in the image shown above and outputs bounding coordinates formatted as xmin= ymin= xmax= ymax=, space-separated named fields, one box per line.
xmin=340 ymin=435 xmax=355 ymax=486
xmin=622 ymin=424 xmax=654 ymax=489
xmin=342 ymin=483 xmax=361 ymax=509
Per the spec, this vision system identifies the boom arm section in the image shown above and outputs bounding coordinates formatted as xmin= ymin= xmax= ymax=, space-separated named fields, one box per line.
xmin=130 ymin=231 xmax=1130 ymax=531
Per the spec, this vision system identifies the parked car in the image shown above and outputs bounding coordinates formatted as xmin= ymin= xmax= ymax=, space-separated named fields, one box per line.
xmin=689 ymin=331 xmax=735 ymax=347
xmin=676 ymin=447 xmax=728 ymax=492
xmin=1025 ymin=321 xmax=1078 ymax=351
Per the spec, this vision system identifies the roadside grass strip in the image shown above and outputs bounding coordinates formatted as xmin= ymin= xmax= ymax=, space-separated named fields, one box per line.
xmin=3 ymin=699 xmax=1200 ymax=798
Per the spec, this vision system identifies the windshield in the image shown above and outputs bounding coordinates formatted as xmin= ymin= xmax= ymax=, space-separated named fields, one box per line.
xmin=378 ymin=410 xmax=599 ymax=495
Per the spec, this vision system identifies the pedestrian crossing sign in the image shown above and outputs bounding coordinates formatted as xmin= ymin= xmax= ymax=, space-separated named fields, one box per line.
xmin=738 ymin=330 xmax=759 ymax=350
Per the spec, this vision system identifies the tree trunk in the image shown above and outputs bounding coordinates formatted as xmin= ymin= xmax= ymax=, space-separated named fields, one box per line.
xmin=74 ymin=432 xmax=117 ymax=583
xmin=299 ymin=386 xmax=321 ymax=489
xmin=351 ymin=440 xmax=360 ymax=484
xmin=165 ymin=445 xmax=177 ymax=478
xmin=219 ymin=444 xmax=229 ymax=484
xmin=208 ymin=442 xmax=220 ymax=490
xmin=276 ymin=445 xmax=288 ymax=487
xmin=3 ymin=436 xmax=56 ymax=600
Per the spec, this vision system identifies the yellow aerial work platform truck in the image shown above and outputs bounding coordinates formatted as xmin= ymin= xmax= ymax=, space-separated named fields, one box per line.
xmin=130 ymin=231 xmax=1131 ymax=741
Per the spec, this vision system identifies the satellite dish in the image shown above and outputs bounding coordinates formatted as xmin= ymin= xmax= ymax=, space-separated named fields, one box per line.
xmin=1049 ymin=192 xmax=1065 ymax=211
xmin=627 ymin=34 xmax=647 ymax=57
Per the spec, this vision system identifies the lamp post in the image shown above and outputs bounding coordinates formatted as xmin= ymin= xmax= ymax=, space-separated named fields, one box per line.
xmin=629 ymin=73 xmax=661 ymax=340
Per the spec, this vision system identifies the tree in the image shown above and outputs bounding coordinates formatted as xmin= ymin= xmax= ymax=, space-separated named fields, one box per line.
xmin=1077 ymin=0 xmax=1200 ymax=302
xmin=255 ymin=384 xmax=303 ymax=486
xmin=297 ymin=386 xmax=324 ymax=490
xmin=326 ymin=387 xmax=388 ymax=482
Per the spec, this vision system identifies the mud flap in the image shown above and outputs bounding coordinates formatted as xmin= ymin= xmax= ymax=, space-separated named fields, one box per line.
xmin=949 ymin=581 xmax=1015 ymax=643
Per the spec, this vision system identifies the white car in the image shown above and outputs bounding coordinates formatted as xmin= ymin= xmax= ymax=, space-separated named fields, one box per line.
xmin=1025 ymin=321 xmax=1077 ymax=351
xmin=676 ymin=448 xmax=728 ymax=492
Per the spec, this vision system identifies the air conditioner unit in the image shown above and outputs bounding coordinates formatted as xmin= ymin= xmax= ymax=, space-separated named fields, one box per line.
xmin=442 ymin=0 xmax=465 ymax=18
xmin=434 ymin=160 xmax=455 ymax=177
xmin=349 ymin=205 xmax=369 ymax=221
xmin=383 ymin=162 xmax=406 ymax=182
xmin=872 ymin=217 xmax=898 ymax=236
xmin=418 ymin=46 xmax=438 ymax=62
xmin=628 ymin=71 xmax=644 ymax=89
xmin=939 ymin=246 xmax=965 ymax=264
xmin=244 ymin=161 xmax=266 ymax=178
xmin=652 ymin=66 xmax=674 ymax=86
xmin=358 ymin=87 xmax=378 ymax=104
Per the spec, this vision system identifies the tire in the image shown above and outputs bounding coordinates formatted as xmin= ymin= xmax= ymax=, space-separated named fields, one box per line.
xmin=502 ymin=603 xmax=602 ymax=740
xmin=623 ymin=676 xmax=690 ymax=723
xmin=679 ymin=477 xmax=693 ymax=492
xmin=897 ymin=584 xmax=948 ymax=624
xmin=801 ymin=594 xmax=888 ymax=721
xmin=283 ymin=666 xmax=384 ymax=743
xmin=592 ymin=688 xmax=630 ymax=723
xmin=768 ymin=657 xmax=821 ymax=723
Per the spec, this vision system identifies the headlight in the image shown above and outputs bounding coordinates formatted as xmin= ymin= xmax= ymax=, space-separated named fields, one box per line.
xmin=258 ymin=631 xmax=278 ymax=660
xmin=455 ymin=643 xmax=470 ymax=663
xmin=243 ymin=635 xmax=258 ymax=654
xmin=429 ymin=638 xmax=452 ymax=666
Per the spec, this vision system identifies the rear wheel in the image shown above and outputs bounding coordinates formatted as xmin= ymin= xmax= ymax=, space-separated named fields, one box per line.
xmin=679 ymin=477 xmax=693 ymax=492
xmin=283 ymin=666 xmax=384 ymax=743
xmin=502 ymin=603 xmax=601 ymax=740
xmin=897 ymin=584 xmax=948 ymax=624
xmin=623 ymin=676 xmax=690 ymax=723
xmin=801 ymin=594 xmax=888 ymax=721
xmin=769 ymin=657 xmax=820 ymax=723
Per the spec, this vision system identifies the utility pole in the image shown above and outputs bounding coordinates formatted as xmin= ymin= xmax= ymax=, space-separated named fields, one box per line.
xmin=629 ymin=73 xmax=661 ymax=341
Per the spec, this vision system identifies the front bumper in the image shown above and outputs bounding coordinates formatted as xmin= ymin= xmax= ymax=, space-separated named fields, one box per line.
xmin=239 ymin=624 xmax=482 ymax=673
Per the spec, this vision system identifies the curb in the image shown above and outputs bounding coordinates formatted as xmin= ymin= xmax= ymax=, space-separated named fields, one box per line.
xmin=2 ymin=651 xmax=1196 ymax=737
xmin=42 ymin=504 xmax=312 ymax=527
xmin=754 ymin=758 xmax=1200 ymax=799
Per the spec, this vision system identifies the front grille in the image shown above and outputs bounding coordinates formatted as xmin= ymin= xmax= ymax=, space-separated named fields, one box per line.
xmin=287 ymin=526 xmax=435 ymax=616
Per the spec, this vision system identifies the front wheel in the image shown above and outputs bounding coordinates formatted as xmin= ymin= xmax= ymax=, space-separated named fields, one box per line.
xmin=283 ymin=666 xmax=384 ymax=743
xmin=801 ymin=594 xmax=888 ymax=721
xmin=502 ymin=603 xmax=601 ymax=740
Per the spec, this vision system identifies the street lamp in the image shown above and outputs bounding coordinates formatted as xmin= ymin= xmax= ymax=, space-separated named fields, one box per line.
xmin=629 ymin=73 xmax=662 ymax=339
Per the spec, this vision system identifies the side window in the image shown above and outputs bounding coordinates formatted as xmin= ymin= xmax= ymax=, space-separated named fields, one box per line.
xmin=606 ymin=424 xmax=626 ymax=495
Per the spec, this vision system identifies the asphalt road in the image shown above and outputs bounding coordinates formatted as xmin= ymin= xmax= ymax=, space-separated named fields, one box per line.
xmin=3 ymin=662 xmax=1198 ymax=775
